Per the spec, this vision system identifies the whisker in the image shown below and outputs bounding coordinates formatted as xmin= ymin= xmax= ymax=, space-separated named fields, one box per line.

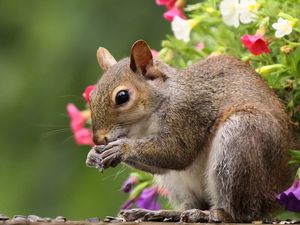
xmin=34 ymin=123 xmax=68 ymax=128
xmin=114 ymin=167 xmax=127 ymax=180
xmin=101 ymin=165 xmax=129 ymax=182
xmin=62 ymin=135 xmax=74 ymax=144
xmin=41 ymin=128 xmax=70 ymax=138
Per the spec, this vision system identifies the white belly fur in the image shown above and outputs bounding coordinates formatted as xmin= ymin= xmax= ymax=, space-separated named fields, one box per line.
xmin=154 ymin=149 xmax=211 ymax=210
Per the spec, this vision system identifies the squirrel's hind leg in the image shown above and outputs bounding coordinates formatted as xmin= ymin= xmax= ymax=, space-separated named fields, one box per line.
xmin=206 ymin=112 xmax=288 ymax=222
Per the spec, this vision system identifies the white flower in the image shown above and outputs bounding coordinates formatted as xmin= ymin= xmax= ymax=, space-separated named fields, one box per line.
xmin=220 ymin=0 xmax=258 ymax=27
xmin=239 ymin=0 xmax=258 ymax=24
xmin=272 ymin=17 xmax=293 ymax=38
xmin=171 ymin=16 xmax=192 ymax=42
xmin=220 ymin=0 xmax=240 ymax=27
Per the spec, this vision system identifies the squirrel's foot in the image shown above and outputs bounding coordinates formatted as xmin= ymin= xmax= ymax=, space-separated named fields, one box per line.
xmin=180 ymin=209 xmax=209 ymax=223
xmin=119 ymin=209 xmax=181 ymax=222
xmin=119 ymin=209 xmax=150 ymax=222
xmin=180 ymin=208 xmax=233 ymax=223
xmin=209 ymin=208 xmax=233 ymax=223
xmin=143 ymin=210 xmax=182 ymax=222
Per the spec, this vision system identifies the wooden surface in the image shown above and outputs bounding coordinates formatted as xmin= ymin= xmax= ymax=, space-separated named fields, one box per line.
xmin=0 ymin=221 xmax=284 ymax=225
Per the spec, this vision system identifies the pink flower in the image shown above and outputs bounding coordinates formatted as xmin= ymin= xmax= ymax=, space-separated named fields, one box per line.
xmin=163 ymin=6 xmax=186 ymax=22
xmin=156 ymin=0 xmax=176 ymax=9
xmin=74 ymin=128 xmax=94 ymax=146
xmin=82 ymin=85 xmax=95 ymax=103
xmin=196 ymin=42 xmax=205 ymax=51
xmin=67 ymin=103 xmax=94 ymax=146
xmin=67 ymin=103 xmax=87 ymax=132
xmin=240 ymin=34 xmax=270 ymax=56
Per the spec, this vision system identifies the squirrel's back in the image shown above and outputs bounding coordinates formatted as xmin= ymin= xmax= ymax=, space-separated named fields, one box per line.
xmin=179 ymin=55 xmax=293 ymax=136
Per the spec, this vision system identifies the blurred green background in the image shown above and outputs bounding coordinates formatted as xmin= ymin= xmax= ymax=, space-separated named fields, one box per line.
xmin=0 ymin=0 xmax=169 ymax=219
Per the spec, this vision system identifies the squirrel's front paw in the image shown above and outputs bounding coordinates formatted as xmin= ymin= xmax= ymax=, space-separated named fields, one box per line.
xmin=95 ymin=139 xmax=125 ymax=169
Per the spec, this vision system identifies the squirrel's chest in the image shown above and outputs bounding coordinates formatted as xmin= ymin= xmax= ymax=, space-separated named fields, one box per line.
xmin=154 ymin=152 xmax=210 ymax=209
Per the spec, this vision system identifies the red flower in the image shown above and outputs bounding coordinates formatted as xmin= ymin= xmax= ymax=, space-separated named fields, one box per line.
xmin=241 ymin=34 xmax=270 ymax=56
xmin=163 ymin=6 xmax=186 ymax=22
xmin=156 ymin=0 xmax=176 ymax=9
xmin=82 ymin=85 xmax=95 ymax=103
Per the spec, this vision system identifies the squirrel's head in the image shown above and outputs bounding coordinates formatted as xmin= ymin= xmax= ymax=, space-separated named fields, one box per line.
xmin=90 ymin=40 xmax=167 ymax=145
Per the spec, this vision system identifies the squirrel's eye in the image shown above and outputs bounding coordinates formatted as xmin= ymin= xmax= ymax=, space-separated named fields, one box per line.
xmin=115 ymin=90 xmax=130 ymax=105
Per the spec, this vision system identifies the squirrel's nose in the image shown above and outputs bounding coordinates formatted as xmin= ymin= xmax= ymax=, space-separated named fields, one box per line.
xmin=93 ymin=130 xmax=108 ymax=145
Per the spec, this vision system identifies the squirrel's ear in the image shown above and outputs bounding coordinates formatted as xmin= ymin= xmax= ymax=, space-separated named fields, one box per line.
xmin=130 ymin=40 xmax=153 ymax=75
xmin=96 ymin=47 xmax=117 ymax=72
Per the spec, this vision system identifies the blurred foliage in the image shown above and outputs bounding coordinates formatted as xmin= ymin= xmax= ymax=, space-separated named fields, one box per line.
xmin=0 ymin=0 xmax=169 ymax=219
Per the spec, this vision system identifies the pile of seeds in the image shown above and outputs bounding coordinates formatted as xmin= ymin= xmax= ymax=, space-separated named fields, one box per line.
xmin=0 ymin=215 xmax=68 ymax=224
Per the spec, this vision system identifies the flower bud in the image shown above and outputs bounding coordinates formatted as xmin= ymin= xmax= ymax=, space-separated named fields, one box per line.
xmin=256 ymin=64 xmax=285 ymax=77
xmin=280 ymin=45 xmax=294 ymax=54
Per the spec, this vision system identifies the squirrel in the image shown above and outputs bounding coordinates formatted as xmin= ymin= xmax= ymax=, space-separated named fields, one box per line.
xmin=86 ymin=40 xmax=298 ymax=222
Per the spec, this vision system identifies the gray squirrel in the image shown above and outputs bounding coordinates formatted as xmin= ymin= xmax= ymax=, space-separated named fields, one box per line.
xmin=86 ymin=40 xmax=298 ymax=222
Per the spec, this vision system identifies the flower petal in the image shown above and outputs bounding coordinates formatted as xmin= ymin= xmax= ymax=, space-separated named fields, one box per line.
xmin=122 ymin=176 xmax=138 ymax=193
xmin=156 ymin=0 xmax=176 ymax=9
xmin=241 ymin=34 xmax=270 ymax=55
xmin=171 ymin=16 xmax=191 ymax=42
xmin=276 ymin=180 xmax=300 ymax=212
xmin=121 ymin=199 xmax=135 ymax=210
xmin=82 ymin=85 xmax=95 ymax=103
xmin=272 ymin=17 xmax=293 ymax=38
xmin=74 ymin=128 xmax=94 ymax=146
xmin=220 ymin=0 xmax=240 ymax=27
xmin=239 ymin=0 xmax=258 ymax=24
xmin=136 ymin=186 xmax=160 ymax=210
xmin=163 ymin=6 xmax=186 ymax=22
xmin=67 ymin=103 xmax=86 ymax=132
